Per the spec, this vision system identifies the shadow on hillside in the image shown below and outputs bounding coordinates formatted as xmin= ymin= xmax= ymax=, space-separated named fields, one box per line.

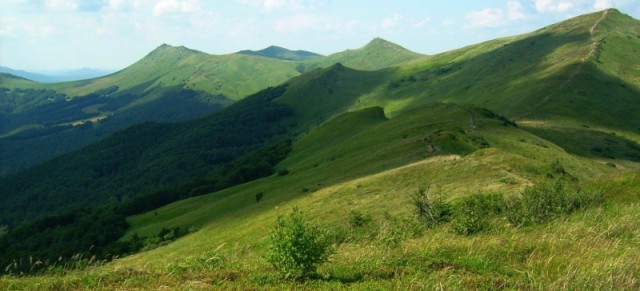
xmin=524 ymin=125 xmax=640 ymax=163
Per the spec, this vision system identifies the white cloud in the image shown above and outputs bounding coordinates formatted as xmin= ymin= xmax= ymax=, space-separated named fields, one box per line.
xmin=274 ymin=13 xmax=355 ymax=34
xmin=442 ymin=18 xmax=455 ymax=26
xmin=153 ymin=0 xmax=200 ymax=16
xmin=381 ymin=12 xmax=402 ymax=28
xmin=507 ymin=1 xmax=526 ymax=20
xmin=0 ymin=17 xmax=18 ymax=37
xmin=45 ymin=0 xmax=78 ymax=10
xmin=276 ymin=14 xmax=331 ymax=32
xmin=535 ymin=0 xmax=574 ymax=13
xmin=413 ymin=18 xmax=429 ymax=28
xmin=236 ymin=0 xmax=323 ymax=11
xmin=107 ymin=0 xmax=128 ymax=11
xmin=593 ymin=0 xmax=614 ymax=10
xmin=465 ymin=1 xmax=531 ymax=28
xmin=0 ymin=16 xmax=57 ymax=38
xmin=466 ymin=8 xmax=504 ymax=28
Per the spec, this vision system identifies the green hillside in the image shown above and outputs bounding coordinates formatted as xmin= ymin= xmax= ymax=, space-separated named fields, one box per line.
xmin=237 ymin=46 xmax=323 ymax=61
xmin=0 ymin=40 xmax=422 ymax=174
xmin=299 ymin=37 xmax=426 ymax=72
xmin=0 ymin=73 xmax=37 ymax=88
xmin=0 ymin=85 xmax=296 ymax=227
xmin=1 ymin=9 xmax=640 ymax=290
xmin=50 ymin=44 xmax=300 ymax=101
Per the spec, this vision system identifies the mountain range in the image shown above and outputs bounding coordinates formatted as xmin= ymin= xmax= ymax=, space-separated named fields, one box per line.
xmin=1 ymin=9 xmax=639 ymax=289
xmin=0 ymin=38 xmax=423 ymax=174
xmin=0 ymin=66 xmax=115 ymax=83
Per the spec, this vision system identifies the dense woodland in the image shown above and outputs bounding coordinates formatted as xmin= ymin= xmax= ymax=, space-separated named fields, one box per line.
xmin=0 ymin=85 xmax=293 ymax=227
xmin=0 ymin=86 xmax=231 ymax=174
xmin=0 ymin=138 xmax=292 ymax=274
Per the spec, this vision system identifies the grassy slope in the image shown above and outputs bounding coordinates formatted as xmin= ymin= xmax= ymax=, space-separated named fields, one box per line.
xmin=0 ymin=73 xmax=38 ymax=88
xmin=340 ymin=10 xmax=640 ymax=131
xmin=3 ymin=103 xmax=637 ymax=289
xmin=301 ymin=38 xmax=426 ymax=72
xmin=47 ymin=45 xmax=300 ymax=101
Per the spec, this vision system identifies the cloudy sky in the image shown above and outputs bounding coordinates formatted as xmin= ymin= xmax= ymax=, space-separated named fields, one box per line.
xmin=1 ymin=0 xmax=639 ymax=71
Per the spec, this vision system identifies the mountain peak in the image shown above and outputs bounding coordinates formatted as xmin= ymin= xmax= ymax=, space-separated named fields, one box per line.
xmin=360 ymin=38 xmax=424 ymax=57
xmin=143 ymin=44 xmax=201 ymax=62
xmin=152 ymin=43 xmax=198 ymax=53
xmin=364 ymin=38 xmax=406 ymax=50
xmin=236 ymin=46 xmax=323 ymax=61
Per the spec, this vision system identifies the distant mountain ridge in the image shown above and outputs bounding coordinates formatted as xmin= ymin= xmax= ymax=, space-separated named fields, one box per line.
xmin=236 ymin=46 xmax=323 ymax=61
xmin=299 ymin=37 xmax=426 ymax=71
xmin=0 ymin=38 xmax=424 ymax=174
xmin=0 ymin=66 xmax=114 ymax=83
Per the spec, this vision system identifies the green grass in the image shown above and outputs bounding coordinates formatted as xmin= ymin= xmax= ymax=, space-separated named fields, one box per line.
xmin=2 ymin=171 xmax=638 ymax=289
xmin=299 ymin=38 xmax=425 ymax=72
xmin=0 ymin=73 xmax=38 ymax=88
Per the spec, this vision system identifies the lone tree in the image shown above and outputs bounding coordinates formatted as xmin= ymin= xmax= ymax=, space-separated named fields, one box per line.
xmin=265 ymin=207 xmax=332 ymax=279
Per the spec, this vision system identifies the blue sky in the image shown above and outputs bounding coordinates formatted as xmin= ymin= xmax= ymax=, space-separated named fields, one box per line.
xmin=1 ymin=0 xmax=639 ymax=71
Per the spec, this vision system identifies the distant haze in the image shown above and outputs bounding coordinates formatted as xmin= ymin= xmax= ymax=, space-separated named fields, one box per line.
xmin=0 ymin=67 xmax=116 ymax=83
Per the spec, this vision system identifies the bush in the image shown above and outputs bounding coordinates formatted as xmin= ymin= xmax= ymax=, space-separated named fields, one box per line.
xmin=349 ymin=210 xmax=372 ymax=228
xmin=266 ymin=207 xmax=332 ymax=279
xmin=412 ymin=187 xmax=452 ymax=227
xmin=277 ymin=168 xmax=289 ymax=176
xmin=451 ymin=193 xmax=504 ymax=235
xmin=505 ymin=182 xmax=604 ymax=226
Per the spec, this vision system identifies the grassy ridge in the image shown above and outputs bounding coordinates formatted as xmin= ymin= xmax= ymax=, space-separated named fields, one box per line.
xmin=0 ymin=38 xmax=425 ymax=174
xmin=237 ymin=46 xmax=323 ymax=61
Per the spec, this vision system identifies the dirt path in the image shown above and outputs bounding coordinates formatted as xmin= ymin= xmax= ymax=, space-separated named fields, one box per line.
xmin=530 ymin=10 xmax=609 ymax=112
xmin=590 ymin=9 xmax=609 ymax=36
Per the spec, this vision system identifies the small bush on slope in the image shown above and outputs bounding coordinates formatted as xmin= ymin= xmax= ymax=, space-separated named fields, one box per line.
xmin=266 ymin=207 xmax=333 ymax=280
xmin=451 ymin=193 xmax=505 ymax=235
xmin=505 ymin=182 xmax=604 ymax=226
xmin=411 ymin=186 xmax=452 ymax=227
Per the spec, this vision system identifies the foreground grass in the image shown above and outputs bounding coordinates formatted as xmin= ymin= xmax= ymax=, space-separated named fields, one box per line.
xmin=2 ymin=173 xmax=638 ymax=290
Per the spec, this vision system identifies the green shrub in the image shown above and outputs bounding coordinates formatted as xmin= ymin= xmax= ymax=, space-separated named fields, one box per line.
xmin=277 ymin=168 xmax=289 ymax=176
xmin=349 ymin=210 xmax=372 ymax=228
xmin=505 ymin=182 xmax=604 ymax=226
xmin=265 ymin=207 xmax=332 ymax=279
xmin=451 ymin=193 xmax=504 ymax=235
xmin=411 ymin=187 xmax=452 ymax=227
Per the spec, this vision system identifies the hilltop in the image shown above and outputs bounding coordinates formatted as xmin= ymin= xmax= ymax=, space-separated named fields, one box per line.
xmin=237 ymin=46 xmax=323 ymax=61
xmin=299 ymin=37 xmax=426 ymax=72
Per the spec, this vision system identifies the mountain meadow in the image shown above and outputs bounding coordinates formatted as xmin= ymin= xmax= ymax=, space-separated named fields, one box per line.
xmin=1 ymin=8 xmax=640 ymax=290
